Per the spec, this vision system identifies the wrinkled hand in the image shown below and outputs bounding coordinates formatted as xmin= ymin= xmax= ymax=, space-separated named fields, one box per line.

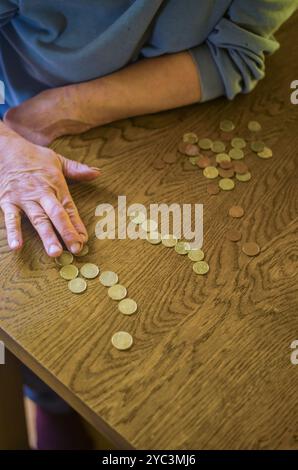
xmin=0 ymin=134 xmax=100 ymax=256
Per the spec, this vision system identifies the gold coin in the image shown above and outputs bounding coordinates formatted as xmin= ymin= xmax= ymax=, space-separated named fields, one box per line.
xmin=231 ymin=137 xmax=246 ymax=149
xmin=183 ymin=132 xmax=198 ymax=144
xmin=146 ymin=232 xmax=162 ymax=244
xmin=219 ymin=178 xmax=235 ymax=191
xmin=220 ymin=120 xmax=235 ymax=132
xmin=250 ymin=141 xmax=265 ymax=153
xmin=108 ymin=284 xmax=127 ymax=300
xmin=141 ymin=219 xmax=158 ymax=232
xmin=118 ymin=298 xmax=138 ymax=315
xmin=75 ymin=245 xmax=89 ymax=257
xmin=199 ymin=138 xmax=212 ymax=150
xmin=211 ymin=140 xmax=226 ymax=153
xmin=130 ymin=211 xmax=146 ymax=224
xmin=242 ymin=242 xmax=260 ymax=257
xmin=80 ymin=263 xmax=99 ymax=279
xmin=193 ymin=261 xmax=209 ymax=275
xmin=111 ymin=331 xmax=133 ymax=351
xmin=257 ymin=147 xmax=273 ymax=159
xmin=248 ymin=121 xmax=262 ymax=132
xmin=189 ymin=156 xmax=200 ymax=165
xmin=228 ymin=205 xmax=244 ymax=218
xmin=216 ymin=153 xmax=231 ymax=163
xmin=99 ymin=271 xmax=118 ymax=287
xmin=236 ymin=172 xmax=251 ymax=182
xmin=68 ymin=277 xmax=87 ymax=294
xmin=229 ymin=148 xmax=244 ymax=160
xmin=55 ymin=251 xmax=73 ymax=267
xmin=174 ymin=241 xmax=190 ymax=255
xmin=188 ymin=249 xmax=204 ymax=262
xmin=203 ymin=166 xmax=219 ymax=179
xmin=60 ymin=265 xmax=79 ymax=280
xmin=161 ymin=234 xmax=178 ymax=247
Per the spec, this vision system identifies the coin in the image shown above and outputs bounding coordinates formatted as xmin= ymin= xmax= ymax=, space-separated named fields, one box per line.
xmin=178 ymin=142 xmax=189 ymax=155
xmin=248 ymin=121 xmax=262 ymax=132
xmin=141 ymin=219 xmax=158 ymax=232
xmin=162 ymin=234 xmax=178 ymax=247
xmin=236 ymin=172 xmax=251 ymax=182
xmin=196 ymin=155 xmax=211 ymax=169
xmin=60 ymin=265 xmax=79 ymax=280
xmin=111 ymin=331 xmax=133 ymax=351
xmin=130 ymin=211 xmax=146 ymax=224
xmin=219 ymin=178 xmax=235 ymax=191
xmin=207 ymin=183 xmax=220 ymax=195
xmin=146 ymin=232 xmax=162 ymax=244
xmin=228 ymin=205 xmax=244 ymax=218
xmin=193 ymin=261 xmax=209 ymax=275
xmin=68 ymin=277 xmax=87 ymax=294
xmin=188 ymin=249 xmax=204 ymax=261
xmin=220 ymin=160 xmax=233 ymax=170
xmin=108 ymin=284 xmax=127 ymax=300
xmin=233 ymin=161 xmax=248 ymax=174
xmin=76 ymin=245 xmax=89 ymax=257
xmin=250 ymin=141 xmax=265 ymax=153
xmin=175 ymin=241 xmax=190 ymax=255
xmin=216 ymin=153 xmax=231 ymax=163
xmin=220 ymin=120 xmax=235 ymax=132
xmin=183 ymin=144 xmax=200 ymax=156
xmin=183 ymin=132 xmax=198 ymax=144
xmin=80 ymin=263 xmax=99 ymax=279
xmin=211 ymin=141 xmax=226 ymax=153
xmin=242 ymin=242 xmax=260 ymax=257
xmin=153 ymin=158 xmax=166 ymax=170
xmin=163 ymin=152 xmax=178 ymax=164
xmin=189 ymin=156 xmax=200 ymax=165
xmin=203 ymin=166 xmax=219 ymax=179
xmin=118 ymin=298 xmax=138 ymax=315
xmin=229 ymin=148 xmax=244 ymax=160
xmin=199 ymin=138 xmax=212 ymax=150
xmin=208 ymin=156 xmax=218 ymax=167
xmin=55 ymin=251 xmax=73 ymax=267
xmin=257 ymin=147 xmax=273 ymax=159
xmin=231 ymin=137 xmax=246 ymax=149
xmin=219 ymin=168 xmax=234 ymax=178
xmin=226 ymin=229 xmax=242 ymax=242
xmin=99 ymin=271 xmax=118 ymax=287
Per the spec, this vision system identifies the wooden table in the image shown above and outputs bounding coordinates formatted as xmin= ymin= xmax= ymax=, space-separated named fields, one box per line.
xmin=1 ymin=13 xmax=298 ymax=450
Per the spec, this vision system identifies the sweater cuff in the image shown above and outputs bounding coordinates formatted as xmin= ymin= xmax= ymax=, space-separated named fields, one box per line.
xmin=189 ymin=43 xmax=225 ymax=103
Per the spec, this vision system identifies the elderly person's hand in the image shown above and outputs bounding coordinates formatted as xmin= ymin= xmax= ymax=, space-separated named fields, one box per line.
xmin=0 ymin=126 xmax=100 ymax=256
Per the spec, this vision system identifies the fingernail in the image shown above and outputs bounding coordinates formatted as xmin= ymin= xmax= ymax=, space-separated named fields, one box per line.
xmin=70 ymin=242 xmax=82 ymax=254
xmin=10 ymin=239 xmax=19 ymax=249
xmin=48 ymin=244 xmax=61 ymax=256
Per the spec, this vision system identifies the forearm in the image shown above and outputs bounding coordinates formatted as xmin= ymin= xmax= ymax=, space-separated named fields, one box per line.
xmin=77 ymin=51 xmax=201 ymax=126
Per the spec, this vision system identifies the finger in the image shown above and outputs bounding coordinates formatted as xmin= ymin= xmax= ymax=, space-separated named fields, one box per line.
xmin=39 ymin=194 xmax=83 ymax=254
xmin=59 ymin=155 xmax=101 ymax=182
xmin=22 ymin=201 xmax=63 ymax=257
xmin=1 ymin=203 xmax=23 ymax=250
xmin=61 ymin=192 xmax=88 ymax=243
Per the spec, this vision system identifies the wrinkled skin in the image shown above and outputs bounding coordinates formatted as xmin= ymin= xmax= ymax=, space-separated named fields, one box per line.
xmin=0 ymin=133 xmax=100 ymax=256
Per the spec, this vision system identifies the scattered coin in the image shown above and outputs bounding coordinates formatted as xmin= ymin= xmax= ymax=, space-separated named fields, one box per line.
xmin=99 ymin=271 xmax=119 ymax=287
xmin=211 ymin=140 xmax=226 ymax=153
xmin=80 ymin=263 xmax=99 ymax=279
xmin=226 ymin=229 xmax=242 ymax=242
xmin=130 ymin=211 xmax=146 ymax=224
xmin=229 ymin=148 xmax=244 ymax=160
xmin=220 ymin=160 xmax=233 ymax=170
xmin=141 ymin=219 xmax=158 ymax=232
xmin=248 ymin=121 xmax=262 ymax=132
xmin=207 ymin=183 xmax=220 ymax=195
xmin=162 ymin=234 xmax=178 ymax=247
xmin=146 ymin=232 xmax=162 ymax=244
xmin=111 ymin=331 xmax=133 ymax=351
xmin=108 ymin=284 xmax=127 ymax=300
xmin=233 ymin=161 xmax=248 ymax=174
xmin=242 ymin=242 xmax=260 ymax=257
xmin=196 ymin=155 xmax=211 ymax=169
xmin=163 ymin=152 xmax=178 ymax=164
xmin=219 ymin=178 xmax=235 ymax=191
xmin=199 ymin=138 xmax=213 ymax=150
xmin=60 ymin=265 xmax=79 ymax=280
xmin=220 ymin=120 xmax=235 ymax=132
xmin=189 ymin=156 xmax=200 ymax=165
xmin=203 ymin=166 xmax=219 ymax=179
xmin=183 ymin=132 xmax=198 ymax=144
xmin=229 ymin=205 xmax=244 ymax=218
xmin=175 ymin=241 xmax=190 ymax=255
xmin=68 ymin=277 xmax=87 ymax=294
xmin=153 ymin=158 xmax=166 ymax=170
xmin=216 ymin=153 xmax=231 ymax=163
xmin=251 ymin=141 xmax=265 ymax=153
xmin=178 ymin=142 xmax=190 ymax=155
xmin=55 ymin=251 xmax=73 ymax=267
xmin=118 ymin=298 xmax=138 ymax=315
xmin=231 ymin=137 xmax=246 ymax=149
xmin=76 ymin=245 xmax=89 ymax=257
xmin=188 ymin=249 xmax=204 ymax=262
xmin=219 ymin=168 xmax=234 ymax=178
xmin=183 ymin=144 xmax=200 ymax=156
xmin=236 ymin=172 xmax=251 ymax=182
xmin=193 ymin=261 xmax=210 ymax=275
xmin=257 ymin=147 xmax=273 ymax=159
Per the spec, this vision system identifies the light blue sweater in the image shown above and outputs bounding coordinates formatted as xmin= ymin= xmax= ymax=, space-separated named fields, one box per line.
xmin=0 ymin=0 xmax=297 ymax=117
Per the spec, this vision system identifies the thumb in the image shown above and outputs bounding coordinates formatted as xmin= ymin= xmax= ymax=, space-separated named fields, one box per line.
xmin=59 ymin=156 xmax=101 ymax=181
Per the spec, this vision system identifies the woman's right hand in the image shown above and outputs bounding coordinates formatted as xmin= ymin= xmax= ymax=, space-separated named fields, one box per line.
xmin=0 ymin=130 xmax=101 ymax=256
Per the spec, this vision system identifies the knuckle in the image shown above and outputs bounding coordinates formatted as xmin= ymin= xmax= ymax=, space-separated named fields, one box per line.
xmin=30 ymin=211 xmax=49 ymax=228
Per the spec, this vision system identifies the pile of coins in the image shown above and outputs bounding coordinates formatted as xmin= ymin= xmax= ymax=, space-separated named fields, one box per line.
xmin=177 ymin=120 xmax=273 ymax=194
xmin=55 ymin=249 xmax=137 ymax=351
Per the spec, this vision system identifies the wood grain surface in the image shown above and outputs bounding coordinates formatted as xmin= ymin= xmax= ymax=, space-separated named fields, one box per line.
xmin=0 ymin=13 xmax=298 ymax=450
